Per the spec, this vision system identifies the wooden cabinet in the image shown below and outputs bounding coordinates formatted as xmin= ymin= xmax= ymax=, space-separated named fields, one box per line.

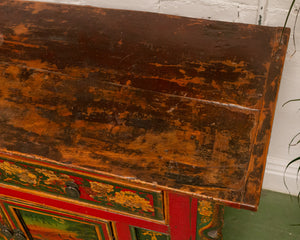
xmin=0 ymin=1 xmax=289 ymax=239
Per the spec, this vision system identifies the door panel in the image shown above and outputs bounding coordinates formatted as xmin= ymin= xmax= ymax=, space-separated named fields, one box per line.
xmin=16 ymin=208 xmax=104 ymax=240
xmin=2 ymin=201 xmax=113 ymax=240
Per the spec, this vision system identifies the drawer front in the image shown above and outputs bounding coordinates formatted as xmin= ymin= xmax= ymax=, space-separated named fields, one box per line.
xmin=0 ymin=154 xmax=164 ymax=221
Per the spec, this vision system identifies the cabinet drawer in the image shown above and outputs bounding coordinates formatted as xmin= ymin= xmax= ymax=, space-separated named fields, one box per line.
xmin=0 ymin=153 xmax=164 ymax=221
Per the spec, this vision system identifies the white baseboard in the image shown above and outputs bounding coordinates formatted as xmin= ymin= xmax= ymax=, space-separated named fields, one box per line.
xmin=263 ymin=156 xmax=299 ymax=196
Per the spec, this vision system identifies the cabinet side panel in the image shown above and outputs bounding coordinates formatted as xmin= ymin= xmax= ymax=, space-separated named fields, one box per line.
xmin=168 ymin=192 xmax=195 ymax=240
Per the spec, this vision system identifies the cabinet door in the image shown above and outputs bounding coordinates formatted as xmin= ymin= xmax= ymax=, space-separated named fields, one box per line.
xmin=2 ymin=200 xmax=113 ymax=240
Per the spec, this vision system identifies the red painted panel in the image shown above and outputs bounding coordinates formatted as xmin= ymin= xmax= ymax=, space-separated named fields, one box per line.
xmin=0 ymin=185 xmax=168 ymax=234
xmin=168 ymin=192 xmax=197 ymax=240
xmin=115 ymin=222 xmax=132 ymax=240
xmin=190 ymin=198 xmax=198 ymax=240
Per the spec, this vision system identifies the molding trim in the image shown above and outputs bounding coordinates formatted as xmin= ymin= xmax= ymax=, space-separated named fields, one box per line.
xmin=263 ymin=156 xmax=299 ymax=196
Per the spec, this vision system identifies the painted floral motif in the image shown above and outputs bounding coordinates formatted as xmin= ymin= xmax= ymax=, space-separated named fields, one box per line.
xmin=0 ymin=161 xmax=71 ymax=193
xmin=134 ymin=228 xmax=169 ymax=240
xmin=109 ymin=191 xmax=154 ymax=213
xmin=89 ymin=181 xmax=114 ymax=195
xmin=198 ymin=200 xmax=213 ymax=224
xmin=0 ymin=161 xmax=37 ymax=185
xmin=88 ymin=181 xmax=156 ymax=214
xmin=142 ymin=231 xmax=163 ymax=240
xmin=35 ymin=168 xmax=71 ymax=186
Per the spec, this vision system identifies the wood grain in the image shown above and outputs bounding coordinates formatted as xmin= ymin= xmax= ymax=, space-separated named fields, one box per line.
xmin=0 ymin=0 xmax=290 ymax=210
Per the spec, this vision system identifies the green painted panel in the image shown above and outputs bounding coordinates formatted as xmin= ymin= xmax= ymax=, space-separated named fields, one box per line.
xmin=17 ymin=208 xmax=105 ymax=240
xmin=196 ymin=200 xmax=224 ymax=240
xmin=0 ymin=155 xmax=164 ymax=220
xmin=131 ymin=227 xmax=170 ymax=240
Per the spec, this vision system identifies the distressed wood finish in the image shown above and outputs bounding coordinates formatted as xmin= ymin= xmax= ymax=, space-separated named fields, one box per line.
xmin=0 ymin=1 xmax=290 ymax=210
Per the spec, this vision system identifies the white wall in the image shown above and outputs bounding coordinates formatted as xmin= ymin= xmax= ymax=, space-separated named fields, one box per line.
xmin=28 ymin=0 xmax=300 ymax=195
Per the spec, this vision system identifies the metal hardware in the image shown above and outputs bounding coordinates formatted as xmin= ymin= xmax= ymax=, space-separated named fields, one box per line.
xmin=65 ymin=181 xmax=80 ymax=199
xmin=207 ymin=229 xmax=220 ymax=239
xmin=0 ymin=224 xmax=13 ymax=239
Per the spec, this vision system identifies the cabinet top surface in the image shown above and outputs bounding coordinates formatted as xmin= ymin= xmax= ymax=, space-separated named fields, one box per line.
xmin=0 ymin=0 xmax=290 ymax=210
